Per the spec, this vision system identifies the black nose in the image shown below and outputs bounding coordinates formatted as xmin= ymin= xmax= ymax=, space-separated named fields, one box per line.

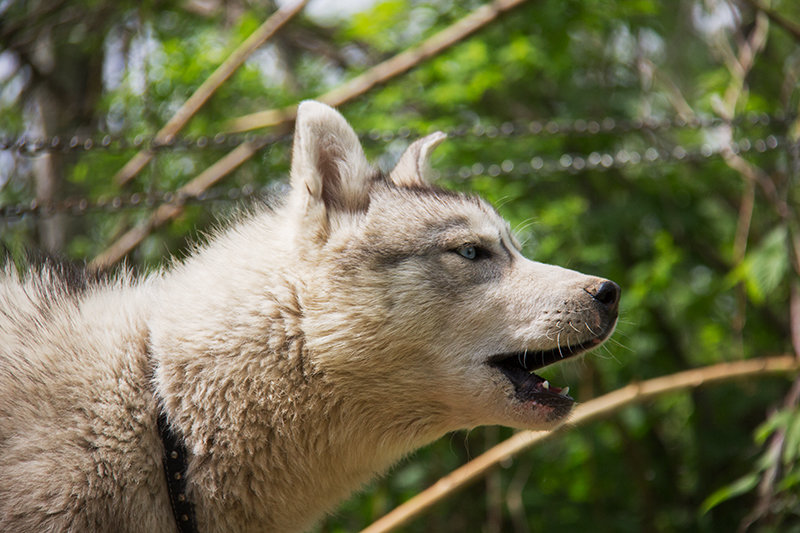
xmin=589 ymin=280 xmax=621 ymax=311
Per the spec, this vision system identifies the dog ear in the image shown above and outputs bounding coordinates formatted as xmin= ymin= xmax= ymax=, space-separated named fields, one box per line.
xmin=389 ymin=131 xmax=447 ymax=187
xmin=290 ymin=101 xmax=374 ymax=213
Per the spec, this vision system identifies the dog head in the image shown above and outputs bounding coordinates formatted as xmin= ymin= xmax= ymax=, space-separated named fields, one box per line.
xmin=290 ymin=101 xmax=619 ymax=434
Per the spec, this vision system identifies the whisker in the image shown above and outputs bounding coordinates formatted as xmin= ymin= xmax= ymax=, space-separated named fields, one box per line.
xmin=517 ymin=349 xmax=529 ymax=368
xmin=494 ymin=195 xmax=513 ymax=209
xmin=607 ymin=337 xmax=634 ymax=353
xmin=513 ymin=218 xmax=537 ymax=234
xmin=557 ymin=331 xmax=564 ymax=359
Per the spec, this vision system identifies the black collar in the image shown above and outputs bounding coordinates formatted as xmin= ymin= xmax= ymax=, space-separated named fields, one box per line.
xmin=157 ymin=409 xmax=199 ymax=533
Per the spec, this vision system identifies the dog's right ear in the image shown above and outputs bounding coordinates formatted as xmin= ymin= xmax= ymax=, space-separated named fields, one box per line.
xmin=389 ymin=131 xmax=447 ymax=187
xmin=290 ymin=101 xmax=373 ymax=220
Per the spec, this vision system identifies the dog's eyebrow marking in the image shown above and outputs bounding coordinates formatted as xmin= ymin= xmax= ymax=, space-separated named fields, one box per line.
xmin=423 ymin=216 xmax=471 ymax=237
xmin=422 ymin=217 xmax=490 ymax=250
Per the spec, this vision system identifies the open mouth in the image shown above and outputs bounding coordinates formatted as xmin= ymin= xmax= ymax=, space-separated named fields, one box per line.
xmin=487 ymin=336 xmax=605 ymax=405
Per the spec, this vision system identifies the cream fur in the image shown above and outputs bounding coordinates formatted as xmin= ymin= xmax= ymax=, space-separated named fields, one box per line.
xmin=0 ymin=101 xmax=618 ymax=532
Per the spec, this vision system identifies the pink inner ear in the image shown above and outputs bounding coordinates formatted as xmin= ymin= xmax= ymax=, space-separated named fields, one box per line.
xmin=290 ymin=101 xmax=374 ymax=213
xmin=314 ymin=134 xmax=372 ymax=213
xmin=315 ymin=142 xmax=344 ymax=209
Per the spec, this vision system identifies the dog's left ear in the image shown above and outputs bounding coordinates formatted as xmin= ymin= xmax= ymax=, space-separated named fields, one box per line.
xmin=389 ymin=131 xmax=447 ymax=187
xmin=290 ymin=101 xmax=374 ymax=213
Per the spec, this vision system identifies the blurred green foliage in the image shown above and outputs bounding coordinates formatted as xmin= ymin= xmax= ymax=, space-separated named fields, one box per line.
xmin=1 ymin=0 xmax=799 ymax=531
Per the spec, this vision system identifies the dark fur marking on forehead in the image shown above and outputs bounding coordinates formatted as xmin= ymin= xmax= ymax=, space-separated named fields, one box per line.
xmin=391 ymin=184 xmax=506 ymax=229
xmin=370 ymin=170 xmax=389 ymax=186
xmin=421 ymin=216 xmax=472 ymax=239
xmin=390 ymin=182 xmax=481 ymax=204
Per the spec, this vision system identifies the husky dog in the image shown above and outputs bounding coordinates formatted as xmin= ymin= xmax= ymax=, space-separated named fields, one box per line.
xmin=0 ymin=101 xmax=619 ymax=532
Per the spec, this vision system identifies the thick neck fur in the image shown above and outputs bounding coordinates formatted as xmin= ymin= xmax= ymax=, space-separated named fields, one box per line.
xmin=147 ymin=208 xmax=444 ymax=532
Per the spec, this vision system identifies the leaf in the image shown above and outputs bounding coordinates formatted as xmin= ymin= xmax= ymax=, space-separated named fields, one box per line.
xmin=729 ymin=226 xmax=790 ymax=304
xmin=701 ymin=472 xmax=761 ymax=514
xmin=782 ymin=409 xmax=800 ymax=465
xmin=778 ymin=469 xmax=800 ymax=492
xmin=755 ymin=409 xmax=794 ymax=445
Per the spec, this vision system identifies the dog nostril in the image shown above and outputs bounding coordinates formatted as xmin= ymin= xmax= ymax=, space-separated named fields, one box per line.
xmin=591 ymin=280 xmax=621 ymax=309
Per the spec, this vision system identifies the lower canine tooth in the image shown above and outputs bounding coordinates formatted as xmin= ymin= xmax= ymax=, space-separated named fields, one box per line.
xmin=542 ymin=380 xmax=550 ymax=390
xmin=561 ymin=386 xmax=570 ymax=396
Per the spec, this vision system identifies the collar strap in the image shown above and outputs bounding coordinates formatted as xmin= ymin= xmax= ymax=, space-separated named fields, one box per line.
xmin=157 ymin=410 xmax=199 ymax=533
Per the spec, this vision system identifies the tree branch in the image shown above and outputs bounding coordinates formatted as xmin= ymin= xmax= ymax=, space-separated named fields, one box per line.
xmin=90 ymin=138 xmax=269 ymax=270
xmin=225 ymin=0 xmax=531 ymax=133
xmin=740 ymin=0 xmax=800 ymax=43
xmin=112 ymin=0 xmax=307 ymax=186
xmin=710 ymin=9 xmax=769 ymax=121
xmin=359 ymin=356 xmax=800 ymax=533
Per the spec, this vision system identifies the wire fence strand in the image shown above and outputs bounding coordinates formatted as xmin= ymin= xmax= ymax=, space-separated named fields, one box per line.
xmin=1 ymin=129 xmax=790 ymax=221
xmin=1 ymin=111 xmax=790 ymax=156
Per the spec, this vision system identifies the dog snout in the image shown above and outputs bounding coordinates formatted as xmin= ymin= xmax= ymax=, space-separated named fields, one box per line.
xmin=587 ymin=279 xmax=621 ymax=314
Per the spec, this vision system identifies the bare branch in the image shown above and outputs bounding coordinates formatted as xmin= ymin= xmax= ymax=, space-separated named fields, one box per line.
xmin=226 ymin=0 xmax=531 ymax=133
xmin=360 ymin=356 xmax=800 ymax=533
xmin=720 ymin=148 xmax=789 ymax=219
xmin=652 ymin=65 xmax=696 ymax=122
xmin=740 ymin=0 xmax=800 ymax=43
xmin=711 ymin=10 xmax=769 ymax=120
xmin=90 ymin=138 xmax=269 ymax=270
xmin=112 ymin=0 xmax=308 ymax=186
xmin=792 ymin=282 xmax=800 ymax=359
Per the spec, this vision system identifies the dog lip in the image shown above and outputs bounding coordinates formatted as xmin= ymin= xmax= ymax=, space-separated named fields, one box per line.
xmin=487 ymin=320 xmax=615 ymax=372
xmin=486 ymin=336 xmax=600 ymax=372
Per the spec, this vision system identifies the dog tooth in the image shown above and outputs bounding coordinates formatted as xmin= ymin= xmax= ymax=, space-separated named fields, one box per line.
xmin=560 ymin=386 xmax=570 ymax=396
xmin=542 ymin=380 xmax=549 ymax=390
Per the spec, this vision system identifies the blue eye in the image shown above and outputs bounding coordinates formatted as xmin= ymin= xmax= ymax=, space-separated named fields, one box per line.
xmin=456 ymin=245 xmax=477 ymax=260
